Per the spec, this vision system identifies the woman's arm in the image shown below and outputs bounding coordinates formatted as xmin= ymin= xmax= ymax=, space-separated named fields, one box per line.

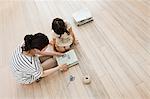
xmin=41 ymin=66 xmax=59 ymax=77
xmin=41 ymin=64 xmax=67 ymax=77
xmin=35 ymin=40 xmax=64 ymax=56
xmin=38 ymin=51 xmax=64 ymax=56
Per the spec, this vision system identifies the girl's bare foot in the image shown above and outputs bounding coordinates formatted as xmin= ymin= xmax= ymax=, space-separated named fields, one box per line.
xmin=74 ymin=40 xmax=79 ymax=45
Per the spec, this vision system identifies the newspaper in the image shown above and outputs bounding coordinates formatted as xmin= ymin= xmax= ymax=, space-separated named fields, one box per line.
xmin=56 ymin=49 xmax=79 ymax=67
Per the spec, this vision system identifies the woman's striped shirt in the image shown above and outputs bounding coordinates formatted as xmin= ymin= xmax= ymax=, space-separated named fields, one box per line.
xmin=10 ymin=45 xmax=43 ymax=84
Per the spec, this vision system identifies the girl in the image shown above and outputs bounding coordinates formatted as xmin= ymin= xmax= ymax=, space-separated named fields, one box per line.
xmin=51 ymin=18 xmax=76 ymax=52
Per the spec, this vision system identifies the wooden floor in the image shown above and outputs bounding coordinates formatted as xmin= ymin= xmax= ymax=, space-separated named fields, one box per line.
xmin=0 ymin=0 xmax=150 ymax=99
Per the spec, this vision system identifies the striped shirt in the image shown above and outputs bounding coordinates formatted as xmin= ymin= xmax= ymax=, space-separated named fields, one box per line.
xmin=10 ymin=45 xmax=43 ymax=84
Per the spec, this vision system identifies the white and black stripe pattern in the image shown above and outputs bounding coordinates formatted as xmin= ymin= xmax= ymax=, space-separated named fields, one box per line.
xmin=10 ymin=45 xmax=43 ymax=84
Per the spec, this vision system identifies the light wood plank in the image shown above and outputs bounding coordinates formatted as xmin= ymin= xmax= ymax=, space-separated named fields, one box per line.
xmin=0 ymin=0 xmax=150 ymax=99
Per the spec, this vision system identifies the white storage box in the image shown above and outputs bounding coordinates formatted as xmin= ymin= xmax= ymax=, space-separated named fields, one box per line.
xmin=72 ymin=8 xmax=94 ymax=26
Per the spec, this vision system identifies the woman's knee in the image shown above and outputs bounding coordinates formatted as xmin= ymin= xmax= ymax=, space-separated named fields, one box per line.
xmin=41 ymin=58 xmax=57 ymax=70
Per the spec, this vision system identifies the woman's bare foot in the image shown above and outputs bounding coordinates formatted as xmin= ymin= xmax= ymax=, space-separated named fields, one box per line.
xmin=56 ymin=46 xmax=66 ymax=53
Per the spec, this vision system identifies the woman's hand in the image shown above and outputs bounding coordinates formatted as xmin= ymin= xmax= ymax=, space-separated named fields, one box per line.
xmin=58 ymin=64 xmax=68 ymax=72
xmin=49 ymin=40 xmax=54 ymax=46
xmin=54 ymin=51 xmax=64 ymax=56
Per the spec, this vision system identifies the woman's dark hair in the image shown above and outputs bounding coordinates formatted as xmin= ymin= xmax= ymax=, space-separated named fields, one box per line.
xmin=52 ymin=18 xmax=69 ymax=38
xmin=22 ymin=33 xmax=49 ymax=51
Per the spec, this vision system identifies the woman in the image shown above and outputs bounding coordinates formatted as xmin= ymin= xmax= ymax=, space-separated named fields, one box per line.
xmin=10 ymin=33 xmax=68 ymax=84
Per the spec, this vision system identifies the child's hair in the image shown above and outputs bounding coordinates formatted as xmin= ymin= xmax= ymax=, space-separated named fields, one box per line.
xmin=22 ymin=33 xmax=49 ymax=51
xmin=52 ymin=18 xmax=70 ymax=38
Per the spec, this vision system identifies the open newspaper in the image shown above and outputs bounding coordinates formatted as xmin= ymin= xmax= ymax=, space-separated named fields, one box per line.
xmin=56 ymin=49 xmax=79 ymax=67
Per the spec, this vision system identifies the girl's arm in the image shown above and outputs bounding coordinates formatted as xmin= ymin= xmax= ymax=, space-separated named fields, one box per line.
xmin=52 ymin=38 xmax=57 ymax=51
xmin=68 ymin=27 xmax=76 ymax=44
